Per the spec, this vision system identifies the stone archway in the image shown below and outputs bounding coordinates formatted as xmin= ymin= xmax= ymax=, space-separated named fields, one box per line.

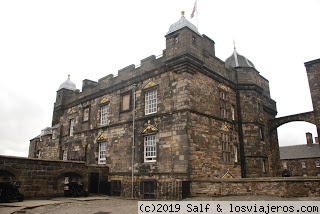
xmin=0 ymin=170 xmax=15 ymax=182
xmin=268 ymin=111 xmax=315 ymax=133
xmin=53 ymin=171 xmax=87 ymax=195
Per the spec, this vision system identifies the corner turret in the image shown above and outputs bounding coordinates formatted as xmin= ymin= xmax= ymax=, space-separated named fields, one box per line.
xmin=52 ymin=75 xmax=78 ymax=125
xmin=165 ymin=11 xmax=215 ymax=61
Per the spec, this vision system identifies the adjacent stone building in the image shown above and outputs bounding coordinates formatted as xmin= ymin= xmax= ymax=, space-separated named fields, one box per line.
xmin=29 ymin=12 xmax=280 ymax=198
xmin=280 ymin=133 xmax=320 ymax=177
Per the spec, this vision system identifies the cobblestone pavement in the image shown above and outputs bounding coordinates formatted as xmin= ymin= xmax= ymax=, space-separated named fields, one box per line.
xmin=1 ymin=195 xmax=320 ymax=214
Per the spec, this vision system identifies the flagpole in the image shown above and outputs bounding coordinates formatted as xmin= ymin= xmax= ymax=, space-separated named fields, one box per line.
xmin=196 ymin=0 xmax=199 ymax=30
xmin=190 ymin=0 xmax=199 ymax=30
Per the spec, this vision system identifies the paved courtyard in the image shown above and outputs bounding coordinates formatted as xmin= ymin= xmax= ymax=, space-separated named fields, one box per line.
xmin=1 ymin=195 xmax=320 ymax=214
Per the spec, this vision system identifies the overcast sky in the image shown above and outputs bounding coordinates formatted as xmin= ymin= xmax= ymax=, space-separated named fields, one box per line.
xmin=0 ymin=0 xmax=319 ymax=157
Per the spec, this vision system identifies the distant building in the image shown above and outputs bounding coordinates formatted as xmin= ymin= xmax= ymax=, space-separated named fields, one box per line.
xmin=280 ymin=133 xmax=320 ymax=177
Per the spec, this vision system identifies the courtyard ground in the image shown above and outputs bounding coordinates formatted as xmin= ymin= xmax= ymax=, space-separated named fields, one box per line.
xmin=1 ymin=195 xmax=320 ymax=214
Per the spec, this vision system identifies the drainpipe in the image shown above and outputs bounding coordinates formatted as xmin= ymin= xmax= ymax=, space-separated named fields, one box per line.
xmin=131 ymin=84 xmax=137 ymax=198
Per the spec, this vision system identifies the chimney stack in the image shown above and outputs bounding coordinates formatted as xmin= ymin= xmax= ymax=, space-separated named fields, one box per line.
xmin=306 ymin=132 xmax=313 ymax=147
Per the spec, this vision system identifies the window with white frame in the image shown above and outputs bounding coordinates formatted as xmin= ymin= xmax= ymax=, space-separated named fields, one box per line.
xmin=316 ymin=161 xmax=320 ymax=167
xmin=83 ymin=107 xmax=90 ymax=122
xmin=283 ymin=161 xmax=287 ymax=169
xmin=145 ymin=90 xmax=157 ymax=115
xmin=63 ymin=150 xmax=68 ymax=160
xmin=99 ymin=142 xmax=106 ymax=164
xmin=69 ymin=118 xmax=74 ymax=136
xmin=233 ymin=144 xmax=238 ymax=162
xmin=144 ymin=135 xmax=156 ymax=162
xmin=100 ymin=105 xmax=109 ymax=125
xmin=231 ymin=105 xmax=235 ymax=120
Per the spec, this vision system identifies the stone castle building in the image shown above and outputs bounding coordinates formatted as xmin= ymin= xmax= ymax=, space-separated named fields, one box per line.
xmin=29 ymin=12 xmax=281 ymax=198
xmin=280 ymin=133 xmax=320 ymax=177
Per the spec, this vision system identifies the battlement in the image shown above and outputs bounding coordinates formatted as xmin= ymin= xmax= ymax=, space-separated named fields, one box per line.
xmin=71 ymin=53 xmax=164 ymax=100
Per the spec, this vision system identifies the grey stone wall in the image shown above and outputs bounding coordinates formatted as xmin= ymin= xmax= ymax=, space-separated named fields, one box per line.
xmin=281 ymin=158 xmax=320 ymax=177
xmin=191 ymin=177 xmax=320 ymax=197
xmin=0 ymin=155 xmax=108 ymax=198
xmin=305 ymin=58 xmax=320 ymax=137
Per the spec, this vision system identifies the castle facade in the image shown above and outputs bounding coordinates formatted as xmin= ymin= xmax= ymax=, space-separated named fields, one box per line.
xmin=29 ymin=13 xmax=280 ymax=198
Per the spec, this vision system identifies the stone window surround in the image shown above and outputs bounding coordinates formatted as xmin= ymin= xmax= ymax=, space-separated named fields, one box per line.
xmin=120 ymin=91 xmax=132 ymax=113
xmin=82 ymin=106 xmax=90 ymax=122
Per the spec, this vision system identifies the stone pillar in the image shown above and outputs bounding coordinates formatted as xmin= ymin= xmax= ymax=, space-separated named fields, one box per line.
xmin=305 ymin=58 xmax=320 ymax=139
xmin=306 ymin=132 xmax=313 ymax=147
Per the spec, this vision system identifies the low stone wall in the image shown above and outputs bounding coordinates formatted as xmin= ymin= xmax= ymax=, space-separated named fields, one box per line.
xmin=191 ymin=177 xmax=320 ymax=197
xmin=0 ymin=155 xmax=108 ymax=198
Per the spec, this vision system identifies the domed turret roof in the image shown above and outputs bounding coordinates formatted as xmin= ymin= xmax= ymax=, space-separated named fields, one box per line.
xmin=225 ymin=47 xmax=255 ymax=68
xmin=58 ymin=75 xmax=77 ymax=91
xmin=166 ymin=11 xmax=201 ymax=36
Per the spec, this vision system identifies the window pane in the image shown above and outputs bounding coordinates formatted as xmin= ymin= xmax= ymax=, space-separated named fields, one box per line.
xmin=145 ymin=90 xmax=157 ymax=115
xmin=100 ymin=105 xmax=109 ymax=125
xmin=144 ymin=135 xmax=156 ymax=162
xmin=99 ymin=142 xmax=106 ymax=164
xmin=69 ymin=119 xmax=74 ymax=136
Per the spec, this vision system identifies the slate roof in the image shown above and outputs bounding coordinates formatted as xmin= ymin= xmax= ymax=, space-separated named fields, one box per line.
xmin=280 ymin=143 xmax=320 ymax=160
xmin=225 ymin=48 xmax=255 ymax=68
xmin=166 ymin=12 xmax=201 ymax=36
xmin=58 ymin=75 xmax=77 ymax=91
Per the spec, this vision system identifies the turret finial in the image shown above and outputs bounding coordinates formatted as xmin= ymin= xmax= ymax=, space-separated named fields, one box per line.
xmin=233 ymin=40 xmax=236 ymax=50
xmin=181 ymin=11 xmax=185 ymax=16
